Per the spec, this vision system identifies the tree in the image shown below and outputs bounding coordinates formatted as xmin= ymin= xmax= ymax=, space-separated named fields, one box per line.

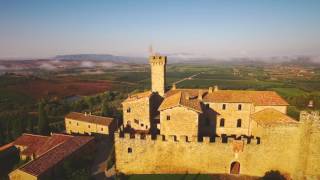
xmin=12 ymin=118 xmax=23 ymax=139
xmin=263 ymin=170 xmax=286 ymax=180
xmin=101 ymin=100 xmax=113 ymax=117
xmin=38 ymin=101 xmax=50 ymax=135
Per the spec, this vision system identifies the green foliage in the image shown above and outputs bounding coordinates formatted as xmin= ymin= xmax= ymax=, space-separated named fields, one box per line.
xmin=38 ymin=101 xmax=50 ymax=135
xmin=262 ymin=170 xmax=286 ymax=180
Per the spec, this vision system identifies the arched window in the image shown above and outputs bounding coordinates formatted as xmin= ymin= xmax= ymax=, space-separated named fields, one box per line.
xmin=238 ymin=104 xmax=242 ymax=110
xmin=220 ymin=118 xmax=225 ymax=127
xmin=237 ymin=119 xmax=242 ymax=128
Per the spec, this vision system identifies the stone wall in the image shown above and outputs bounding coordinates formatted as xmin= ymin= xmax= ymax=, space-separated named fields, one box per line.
xmin=65 ymin=118 xmax=110 ymax=135
xmin=160 ymin=106 xmax=199 ymax=137
xmin=122 ymin=97 xmax=150 ymax=130
xmin=208 ymin=102 xmax=253 ymax=136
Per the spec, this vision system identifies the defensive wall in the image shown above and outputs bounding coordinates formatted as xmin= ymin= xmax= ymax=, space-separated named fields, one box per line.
xmin=114 ymin=111 xmax=320 ymax=179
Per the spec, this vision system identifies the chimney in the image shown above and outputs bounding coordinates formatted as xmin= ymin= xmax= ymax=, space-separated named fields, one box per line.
xmin=214 ymin=85 xmax=219 ymax=92
xmin=85 ymin=112 xmax=87 ymax=116
xmin=172 ymin=83 xmax=176 ymax=90
xmin=89 ymin=112 xmax=92 ymax=115
xmin=185 ymin=93 xmax=190 ymax=100
xmin=198 ymin=90 xmax=203 ymax=100
xmin=208 ymin=87 xmax=213 ymax=93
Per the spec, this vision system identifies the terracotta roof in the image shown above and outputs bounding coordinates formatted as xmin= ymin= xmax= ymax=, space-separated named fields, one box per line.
xmin=13 ymin=134 xmax=49 ymax=156
xmin=251 ymin=108 xmax=298 ymax=127
xmin=19 ymin=135 xmax=94 ymax=177
xmin=202 ymin=90 xmax=288 ymax=106
xmin=123 ymin=91 xmax=153 ymax=103
xmin=159 ymin=91 xmax=203 ymax=113
xmin=65 ymin=112 xmax=113 ymax=126
xmin=35 ymin=134 xmax=73 ymax=156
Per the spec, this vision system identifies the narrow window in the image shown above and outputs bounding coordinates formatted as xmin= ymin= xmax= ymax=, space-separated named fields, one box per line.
xmin=146 ymin=125 xmax=148 ymax=129
xmin=77 ymin=123 xmax=79 ymax=126
xmin=88 ymin=125 xmax=91 ymax=128
xmin=222 ymin=104 xmax=226 ymax=110
xmin=101 ymin=128 xmax=104 ymax=131
xmin=128 ymin=147 xmax=132 ymax=153
xmin=134 ymin=119 xmax=139 ymax=124
xmin=141 ymin=123 xmax=144 ymax=127
xmin=166 ymin=115 xmax=170 ymax=120
xmin=127 ymin=108 xmax=131 ymax=113
xmin=237 ymin=119 xmax=242 ymax=128
xmin=220 ymin=118 xmax=225 ymax=127
xmin=69 ymin=121 xmax=71 ymax=124
xmin=238 ymin=104 xmax=242 ymax=110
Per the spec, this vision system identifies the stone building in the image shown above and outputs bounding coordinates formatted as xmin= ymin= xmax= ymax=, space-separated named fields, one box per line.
xmin=9 ymin=133 xmax=94 ymax=180
xmin=116 ymin=55 xmax=320 ymax=179
xmin=65 ymin=112 xmax=115 ymax=135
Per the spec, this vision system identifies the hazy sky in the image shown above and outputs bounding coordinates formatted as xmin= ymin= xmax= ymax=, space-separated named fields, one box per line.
xmin=0 ymin=0 xmax=320 ymax=58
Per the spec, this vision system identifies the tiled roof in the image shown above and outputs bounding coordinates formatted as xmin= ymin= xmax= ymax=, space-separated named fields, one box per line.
xmin=65 ymin=112 xmax=113 ymax=126
xmin=122 ymin=91 xmax=153 ymax=103
xmin=203 ymin=90 xmax=288 ymax=106
xmin=13 ymin=134 xmax=49 ymax=156
xmin=251 ymin=108 xmax=298 ymax=127
xmin=35 ymin=134 xmax=73 ymax=156
xmin=159 ymin=91 xmax=203 ymax=113
xmin=19 ymin=135 xmax=94 ymax=177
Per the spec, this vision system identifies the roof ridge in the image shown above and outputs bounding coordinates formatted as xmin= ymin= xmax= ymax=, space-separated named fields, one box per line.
xmin=20 ymin=133 xmax=49 ymax=138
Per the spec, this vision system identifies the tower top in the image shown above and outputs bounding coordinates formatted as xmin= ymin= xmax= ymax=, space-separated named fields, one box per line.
xmin=149 ymin=55 xmax=167 ymax=65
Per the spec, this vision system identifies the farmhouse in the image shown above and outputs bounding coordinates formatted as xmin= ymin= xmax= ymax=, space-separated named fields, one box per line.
xmin=9 ymin=133 xmax=94 ymax=180
xmin=65 ymin=112 xmax=116 ymax=135
xmin=115 ymin=55 xmax=320 ymax=179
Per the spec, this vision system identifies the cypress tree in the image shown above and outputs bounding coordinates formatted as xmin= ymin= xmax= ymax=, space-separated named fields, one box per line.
xmin=38 ymin=101 xmax=50 ymax=135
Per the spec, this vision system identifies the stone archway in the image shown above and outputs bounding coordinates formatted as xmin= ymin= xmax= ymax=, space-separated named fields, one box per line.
xmin=230 ymin=161 xmax=240 ymax=175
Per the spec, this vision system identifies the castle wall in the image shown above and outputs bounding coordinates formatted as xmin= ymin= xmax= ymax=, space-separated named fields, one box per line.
xmin=160 ymin=106 xmax=199 ymax=137
xmin=208 ymin=102 xmax=253 ymax=136
xmin=115 ymin=126 xmax=302 ymax=178
xmin=298 ymin=111 xmax=320 ymax=179
xmin=122 ymin=98 xmax=150 ymax=130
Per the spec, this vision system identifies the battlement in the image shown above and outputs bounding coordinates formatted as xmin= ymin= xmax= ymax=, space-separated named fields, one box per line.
xmin=114 ymin=131 xmax=261 ymax=145
xmin=149 ymin=55 xmax=167 ymax=65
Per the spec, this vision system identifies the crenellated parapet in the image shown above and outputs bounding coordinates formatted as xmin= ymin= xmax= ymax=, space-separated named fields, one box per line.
xmin=114 ymin=131 xmax=261 ymax=145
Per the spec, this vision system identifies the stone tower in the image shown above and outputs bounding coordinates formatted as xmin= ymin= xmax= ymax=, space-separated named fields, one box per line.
xmin=149 ymin=55 xmax=167 ymax=97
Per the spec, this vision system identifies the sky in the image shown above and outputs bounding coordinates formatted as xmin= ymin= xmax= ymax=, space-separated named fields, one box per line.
xmin=0 ymin=0 xmax=320 ymax=59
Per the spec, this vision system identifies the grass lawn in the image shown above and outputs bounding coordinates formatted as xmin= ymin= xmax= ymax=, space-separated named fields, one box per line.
xmin=125 ymin=174 xmax=212 ymax=180
xmin=271 ymin=88 xmax=307 ymax=97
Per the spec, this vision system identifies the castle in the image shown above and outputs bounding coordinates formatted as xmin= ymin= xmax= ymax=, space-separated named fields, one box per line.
xmin=115 ymin=55 xmax=320 ymax=179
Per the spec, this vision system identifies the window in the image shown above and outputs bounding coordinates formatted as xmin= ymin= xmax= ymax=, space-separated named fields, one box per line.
xmin=128 ymin=147 xmax=132 ymax=153
xmin=77 ymin=123 xmax=79 ymax=126
xmin=141 ymin=123 xmax=144 ymax=127
xmin=238 ymin=104 xmax=242 ymax=110
xmin=69 ymin=121 xmax=71 ymax=124
xmin=222 ymin=104 xmax=226 ymax=110
xmin=127 ymin=108 xmax=131 ymax=113
xmin=146 ymin=125 xmax=148 ymax=129
xmin=101 ymin=128 xmax=104 ymax=131
xmin=134 ymin=119 xmax=139 ymax=124
xmin=237 ymin=119 xmax=242 ymax=128
xmin=88 ymin=125 xmax=91 ymax=128
xmin=166 ymin=115 xmax=170 ymax=120
xmin=220 ymin=118 xmax=225 ymax=127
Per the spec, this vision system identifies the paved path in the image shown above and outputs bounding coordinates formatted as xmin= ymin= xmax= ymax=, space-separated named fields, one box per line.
xmin=173 ymin=72 xmax=203 ymax=85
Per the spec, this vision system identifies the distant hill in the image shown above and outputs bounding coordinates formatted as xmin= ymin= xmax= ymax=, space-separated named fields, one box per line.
xmin=54 ymin=54 xmax=147 ymax=64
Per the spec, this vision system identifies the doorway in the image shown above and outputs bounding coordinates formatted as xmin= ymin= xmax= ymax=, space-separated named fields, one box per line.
xmin=230 ymin=161 xmax=240 ymax=175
